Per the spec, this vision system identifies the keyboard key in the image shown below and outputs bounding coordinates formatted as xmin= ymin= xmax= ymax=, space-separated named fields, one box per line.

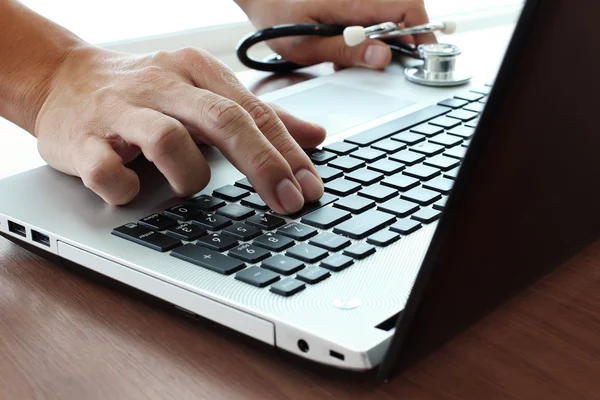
xmin=320 ymin=254 xmax=354 ymax=272
xmin=246 ymin=213 xmax=286 ymax=230
xmin=333 ymin=195 xmax=376 ymax=214
xmin=228 ymin=243 xmax=271 ymax=263
xmin=390 ymin=219 xmax=422 ymax=234
xmin=424 ymin=155 xmax=461 ymax=171
xmin=410 ymin=142 xmax=445 ymax=157
xmin=192 ymin=212 xmax=232 ymax=231
xmin=350 ymin=148 xmax=386 ymax=162
xmin=324 ymin=141 xmax=358 ymax=155
xmin=447 ymin=109 xmax=478 ymax=122
xmin=429 ymin=134 xmax=463 ymax=148
xmin=235 ymin=267 xmax=280 ymax=288
xmin=470 ymin=86 xmax=492 ymax=95
xmin=138 ymin=213 xmax=178 ymax=231
xmin=112 ymin=223 xmax=181 ymax=252
xmin=392 ymin=131 xmax=426 ymax=145
xmin=325 ymin=178 xmax=362 ymax=197
xmin=465 ymin=118 xmax=480 ymax=128
xmin=437 ymin=98 xmax=469 ymax=109
xmin=368 ymin=159 xmax=405 ymax=175
xmin=462 ymin=140 xmax=472 ymax=148
xmin=429 ymin=116 xmax=461 ymax=129
xmin=315 ymin=165 xmax=343 ymax=183
xmin=433 ymin=197 xmax=447 ymax=211
xmin=444 ymin=167 xmax=461 ymax=180
xmin=333 ymin=210 xmax=395 ymax=239
xmin=165 ymin=223 xmax=206 ymax=241
xmin=309 ymin=150 xmax=336 ymax=165
xmin=276 ymin=193 xmax=339 ymax=219
xmin=389 ymin=150 xmax=425 ymax=166
xmin=270 ymin=278 xmax=306 ymax=297
xmin=278 ymin=223 xmax=318 ymax=241
xmin=216 ymin=204 xmax=255 ymax=221
xmin=367 ymin=230 xmax=400 ymax=247
xmin=381 ymin=174 xmax=420 ymax=191
xmin=463 ymin=102 xmax=485 ymax=113
xmin=189 ymin=195 xmax=225 ymax=212
xmin=222 ymin=223 xmax=262 ymax=241
xmin=358 ymin=184 xmax=398 ymax=202
xmin=213 ymin=185 xmax=250 ymax=202
xmin=329 ymin=156 xmax=365 ymax=172
xmin=346 ymin=169 xmax=384 ymax=186
xmin=343 ymin=243 xmax=376 ymax=259
xmin=164 ymin=204 xmax=198 ymax=221
xmin=401 ymin=187 xmax=442 ymax=206
xmin=412 ymin=208 xmax=442 ymax=223
xmin=197 ymin=232 xmax=238 ymax=252
xmin=378 ymin=198 xmax=420 ymax=217
xmin=345 ymin=105 xmax=449 ymax=146
xmin=371 ymin=139 xmax=406 ymax=153
xmin=171 ymin=244 xmax=245 ymax=275
xmin=444 ymin=146 xmax=468 ymax=160
xmin=422 ymin=176 xmax=454 ymax=194
xmin=254 ymin=233 xmax=295 ymax=252
xmin=403 ymin=165 xmax=441 ymax=181
xmin=455 ymin=92 xmax=484 ymax=102
xmin=235 ymin=178 xmax=255 ymax=191
xmin=309 ymin=232 xmax=351 ymax=252
xmin=447 ymin=125 xmax=475 ymax=139
xmin=263 ymin=255 xmax=305 ymax=275
xmin=296 ymin=266 xmax=331 ymax=284
xmin=410 ymin=123 xmax=444 ymax=137
xmin=301 ymin=207 xmax=351 ymax=229
xmin=287 ymin=243 xmax=329 ymax=263
xmin=241 ymin=194 xmax=269 ymax=211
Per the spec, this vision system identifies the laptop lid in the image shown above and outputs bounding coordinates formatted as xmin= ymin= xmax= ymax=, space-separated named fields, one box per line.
xmin=379 ymin=0 xmax=600 ymax=381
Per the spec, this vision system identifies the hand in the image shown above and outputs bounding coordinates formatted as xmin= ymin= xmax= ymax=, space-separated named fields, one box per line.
xmin=239 ymin=0 xmax=435 ymax=70
xmin=35 ymin=46 xmax=326 ymax=213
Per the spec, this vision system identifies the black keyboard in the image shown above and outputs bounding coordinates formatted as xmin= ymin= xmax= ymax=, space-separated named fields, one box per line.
xmin=112 ymin=88 xmax=489 ymax=297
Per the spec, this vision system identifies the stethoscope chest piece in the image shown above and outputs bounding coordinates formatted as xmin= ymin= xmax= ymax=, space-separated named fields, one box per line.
xmin=404 ymin=43 xmax=472 ymax=87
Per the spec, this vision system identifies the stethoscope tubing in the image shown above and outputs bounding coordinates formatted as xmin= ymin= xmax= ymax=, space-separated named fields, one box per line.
xmin=236 ymin=23 xmax=420 ymax=73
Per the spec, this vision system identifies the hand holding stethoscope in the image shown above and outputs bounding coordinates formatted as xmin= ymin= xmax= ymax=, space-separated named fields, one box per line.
xmin=237 ymin=20 xmax=472 ymax=87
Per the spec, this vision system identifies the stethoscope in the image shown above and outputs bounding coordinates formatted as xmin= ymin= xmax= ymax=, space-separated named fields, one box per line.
xmin=236 ymin=21 xmax=472 ymax=87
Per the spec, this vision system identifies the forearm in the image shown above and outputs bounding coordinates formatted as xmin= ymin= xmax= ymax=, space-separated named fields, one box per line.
xmin=0 ymin=0 xmax=86 ymax=134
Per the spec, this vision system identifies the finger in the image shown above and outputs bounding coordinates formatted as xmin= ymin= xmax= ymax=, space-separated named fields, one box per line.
xmin=269 ymin=103 xmax=327 ymax=149
xmin=173 ymin=50 xmax=325 ymax=203
xmin=299 ymin=36 xmax=392 ymax=69
xmin=115 ymin=107 xmax=211 ymax=198
xmin=152 ymin=84 xmax=306 ymax=214
xmin=404 ymin=8 xmax=437 ymax=45
xmin=73 ymin=137 xmax=140 ymax=205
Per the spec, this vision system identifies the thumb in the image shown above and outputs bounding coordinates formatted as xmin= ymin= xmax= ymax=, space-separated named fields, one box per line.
xmin=303 ymin=36 xmax=392 ymax=69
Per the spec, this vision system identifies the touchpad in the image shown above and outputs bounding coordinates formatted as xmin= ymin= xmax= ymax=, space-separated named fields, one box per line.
xmin=272 ymin=83 xmax=414 ymax=137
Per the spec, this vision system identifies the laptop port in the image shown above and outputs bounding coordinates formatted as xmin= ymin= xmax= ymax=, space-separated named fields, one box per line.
xmin=329 ymin=350 xmax=345 ymax=361
xmin=32 ymin=230 xmax=50 ymax=247
xmin=8 ymin=221 xmax=26 ymax=237
xmin=297 ymin=339 xmax=309 ymax=353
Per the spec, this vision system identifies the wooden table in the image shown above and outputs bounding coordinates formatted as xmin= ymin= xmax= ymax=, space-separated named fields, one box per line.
xmin=2 ymin=32 xmax=600 ymax=400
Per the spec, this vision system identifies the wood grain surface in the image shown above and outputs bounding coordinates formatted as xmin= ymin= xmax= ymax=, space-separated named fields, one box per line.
xmin=2 ymin=47 xmax=599 ymax=400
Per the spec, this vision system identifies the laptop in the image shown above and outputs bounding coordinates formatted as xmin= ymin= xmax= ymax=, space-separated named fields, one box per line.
xmin=1 ymin=0 xmax=598 ymax=382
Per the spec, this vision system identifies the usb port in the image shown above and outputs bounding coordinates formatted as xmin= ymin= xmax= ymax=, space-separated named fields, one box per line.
xmin=32 ymin=230 xmax=50 ymax=247
xmin=8 ymin=221 xmax=26 ymax=237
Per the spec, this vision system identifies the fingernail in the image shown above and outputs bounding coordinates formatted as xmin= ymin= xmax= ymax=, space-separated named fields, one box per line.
xmin=364 ymin=44 xmax=388 ymax=68
xmin=295 ymin=169 xmax=323 ymax=201
xmin=276 ymin=178 xmax=304 ymax=213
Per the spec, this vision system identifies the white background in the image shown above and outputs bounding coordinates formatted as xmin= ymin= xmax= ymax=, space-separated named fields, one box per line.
xmin=20 ymin=0 xmax=522 ymax=45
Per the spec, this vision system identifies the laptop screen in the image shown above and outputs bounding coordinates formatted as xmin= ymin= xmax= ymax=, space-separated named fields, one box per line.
xmin=380 ymin=0 xmax=600 ymax=380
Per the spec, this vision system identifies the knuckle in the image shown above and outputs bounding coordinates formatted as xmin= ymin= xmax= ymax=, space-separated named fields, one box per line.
xmin=146 ymin=120 xmax=187 ymax=158
xmin=204 ymin=98 xmax=248 ymax=135
xmin=241 ymin=98 xmax=278 ymax=132
xmin=247 ymin=145 xmax=283 ymax=176
xmin=175 ymin=47 xmax=209 ymax=69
